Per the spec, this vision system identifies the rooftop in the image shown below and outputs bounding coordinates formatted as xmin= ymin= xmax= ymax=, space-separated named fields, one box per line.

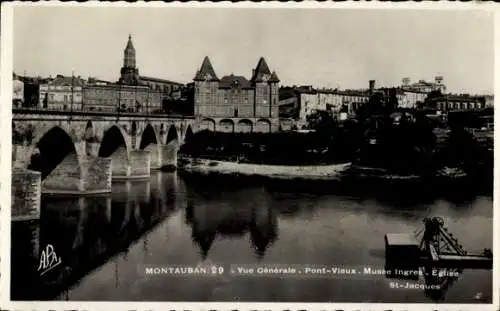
xmin=194 ymin=56 xmax=219 ymax=81
xmin=140 ymin=76 xmax=184 ymax=86
xmin=219 ymin=74 xmax=252 ymax=89
xmin=49 ymin=75 xmax=85 ymax=87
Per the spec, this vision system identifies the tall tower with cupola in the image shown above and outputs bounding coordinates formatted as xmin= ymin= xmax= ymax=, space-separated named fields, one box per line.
xmin=119 ymin=34 xmax=140 ymax=85
xmin=193 ymin=56 xmax=220 ymax=117
xmin=251 ymin=57 xmax=280 ymax=118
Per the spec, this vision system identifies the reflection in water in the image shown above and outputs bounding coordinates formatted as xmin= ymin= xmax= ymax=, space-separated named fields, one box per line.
xmin=10 ymin=172 xmax=492 ymax=303
xmin=185 ymin=196 xmax=278 ymax=260
xmin=11 ymin=173 xmax=183 ymax=300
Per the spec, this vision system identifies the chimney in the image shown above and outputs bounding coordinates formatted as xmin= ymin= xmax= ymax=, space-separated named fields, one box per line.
xmin=252 ymin=69 xmax=256 ymax=77
xmin=369 ymin=80 xmax=375 ymax=94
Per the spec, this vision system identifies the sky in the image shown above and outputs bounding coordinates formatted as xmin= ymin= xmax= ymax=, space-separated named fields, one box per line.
xmin=13 ymin=6 xmax=494 ymax=94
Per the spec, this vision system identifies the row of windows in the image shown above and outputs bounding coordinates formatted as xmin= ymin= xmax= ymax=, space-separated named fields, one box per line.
xmin=84 ymin=98 xmax=159 ymax=106
xmin=145 ymin=83 xmax=180 ymax=93
xmin=437 ymin=102 xmax=484 ymax=110
xmin=40 ymin=86 xmax=83 ymax=91
xmin=84 ymin=90 xmax=156 ymax=97
xmin=197 ymin=98 xmax=275 ymax=106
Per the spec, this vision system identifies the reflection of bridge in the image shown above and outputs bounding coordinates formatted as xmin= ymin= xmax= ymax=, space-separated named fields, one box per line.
xmin=11 ymin=174 xmax=181 ymax=300
xmin=11 ymin=109 xmax=196 ymax=220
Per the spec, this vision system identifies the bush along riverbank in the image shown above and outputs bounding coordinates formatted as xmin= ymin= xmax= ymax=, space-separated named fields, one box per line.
xmin=179 ymin=111 xmax=492 ymax=186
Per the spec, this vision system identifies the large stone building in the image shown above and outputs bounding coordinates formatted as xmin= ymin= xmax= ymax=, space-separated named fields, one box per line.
xmin=401 ymin=76 xmax=447 ymax=94
xmin=82 ymin=35 xmax=183 ymax=113
xmin=82 ymin=83 xmax=162 ymax=113
xmin=39 ymin=75 xmax=86 ymax=111
xmin=278 ymin=83 xmax=374 ymax=125
xmin=194 ymin=56 xmax=280 ymax=133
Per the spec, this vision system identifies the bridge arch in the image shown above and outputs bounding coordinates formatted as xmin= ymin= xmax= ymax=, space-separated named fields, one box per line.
xmin=200 ymin=118 xmax=216 ymax=132
xmin=255 ymin=119 xmax=271 ymax=133
xmin=138 ymin=124 xmax=161 ymax=169
xmin=98 ymin=125 xmax=131 ymax=177
xmin=27 ymin=126 xmax=83 ymax=190
xmin=84 ymin=121 xmax=94 ymax=140
xmin=219 ymin=119 xmax=235 ymax=133
xmin=166 ymin=125 xmax=179 ymax=145
xmin=84 ymin=121 xmax=96 ymax=156
xmin=237 ymin=119 xmax=253 ymax=133
xmin=184 ymin=125 xmax=194 ymax=144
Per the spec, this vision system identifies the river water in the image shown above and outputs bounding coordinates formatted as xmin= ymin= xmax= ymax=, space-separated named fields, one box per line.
xmin=11 ymin=171 xmax=493 ymax=303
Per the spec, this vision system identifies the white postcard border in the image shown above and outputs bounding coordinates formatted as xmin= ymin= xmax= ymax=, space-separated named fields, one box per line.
xmin=0 ymin=2 xmax=498 ymax=310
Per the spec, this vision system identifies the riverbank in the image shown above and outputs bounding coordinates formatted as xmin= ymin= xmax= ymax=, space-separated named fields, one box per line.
xmin=178 ymin=157 xmax=492 ymax=196
xmin=178 ymin=157 xmax=352 ymax=180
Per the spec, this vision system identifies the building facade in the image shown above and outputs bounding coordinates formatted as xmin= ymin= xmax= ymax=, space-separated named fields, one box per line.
xmin=399 ymin=90 xmax=428 ymax=109
xmin=13 ymin=73 xmax=24 ymax=107
xmin=431 ymin=95 xmax=487 ymax=111
xmin=78 ymin=35 xmax=181 ymax=113
xmin=39 ymin=75 xmax=85 ymax=110
xmin=82 ymin=84 xmax=162 ymax=113
xmin=140 ymin=76 xmax=184 ymax=100
xmin=286 ymin=87 xmax=371 ymax=124
xmin=194 ymin=56 xmax=280 ymax=132
xmin=401 ymin=76 xmax=446 ymax=94
xmin=484 ymin=95 xmax=494 ymax=108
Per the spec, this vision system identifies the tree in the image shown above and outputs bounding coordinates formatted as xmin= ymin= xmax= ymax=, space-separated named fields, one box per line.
xmin=423 ymin=90 xmax=443 ymax=109
xmin=387 ymin=88 xmax=399 ymax=113
xmin=356 ymin=91 xmax=385 ymax=122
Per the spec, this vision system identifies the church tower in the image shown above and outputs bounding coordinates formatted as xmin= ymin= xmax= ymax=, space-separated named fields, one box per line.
xmin=119 ymin=34 xmax=140 ymax=85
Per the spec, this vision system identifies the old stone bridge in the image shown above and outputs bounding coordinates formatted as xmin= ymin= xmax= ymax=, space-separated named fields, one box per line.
xmin=11 ymin=110 xmax=199 ymax=220
xmin=11 ymin=110 xmax=296 ymax=221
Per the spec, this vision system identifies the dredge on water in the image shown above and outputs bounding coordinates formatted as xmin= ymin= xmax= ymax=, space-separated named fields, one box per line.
xmin=385 ymin=216 xmax=493 ymax=270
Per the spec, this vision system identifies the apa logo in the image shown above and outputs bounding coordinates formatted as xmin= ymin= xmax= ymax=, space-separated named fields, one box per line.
xmin=38 ymin=244 xmax=62 ymax=276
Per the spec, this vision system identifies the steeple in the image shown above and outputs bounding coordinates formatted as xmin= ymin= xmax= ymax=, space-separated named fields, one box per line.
xmin=124 ymin=34 xmax=136 ymax=69
xmin=251 ymin=57 xmax=272 ymax=82
xmin=194 ymin=56 xmax=219 ymax=81
xmin=119 ymin=34 xmax=140 ymax=85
